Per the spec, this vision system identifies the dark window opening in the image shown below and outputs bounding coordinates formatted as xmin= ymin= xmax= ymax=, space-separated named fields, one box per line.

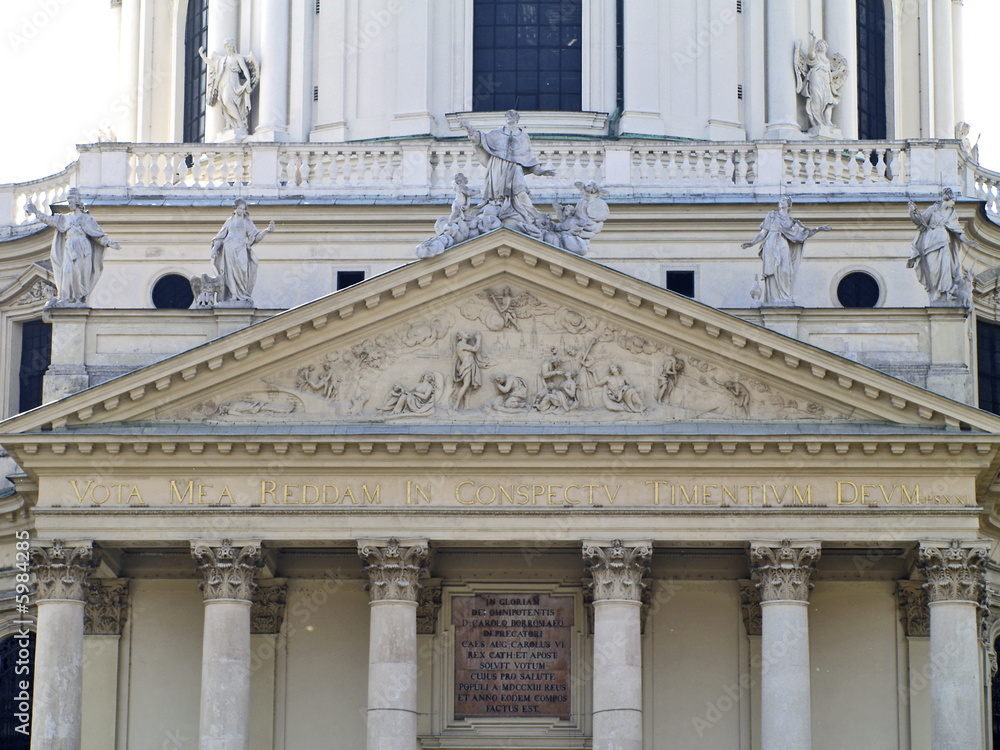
xmin=666 ymin=271 xmax=695 ymax=298
xmin=183 ymin=0 xmax=209 ymax=143
xmin=0 ymin=633 xmax=34 ymax=748
xmin=978 ymin=320 xmax=1000 ymax=416
xmin=18 ymin=320 xmax=51 ymax=413
xmin=152 ymin=274 xmax=195 ymax=310
xmin=836 ymin=271 xmax=880 ymax=308
xmin=337 ymin=271 xmax=366 ymax=290
xmin=615 ymin=0 xmax=624 ymax=114
xmin=856 ymin=0 xmax=887 ymax=139
xmin=472 ymin=0 xmax=583 ymax=112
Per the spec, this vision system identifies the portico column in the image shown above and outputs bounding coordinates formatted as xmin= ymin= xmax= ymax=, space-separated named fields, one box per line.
xmin=917 ymin=540 xmax=989 ymax=750
xmin=764 ymin=0 xmax=802 ymax=139
xmin=932 ymin=0 xmax=955 ymax=138
xmin=583 ymin=540 xmax=652 ymax=750
xmin=358 ymin=538 xmax=431 ymax=750
xmin=191 ymin=540 xmax=263 ymax=750
xmin=822 ymin=0 xmax=859 ymax=138
xmin=206 ymin=0 xmax=240 ymax=141
xmin=29 ymin=540 xmax=97 ymax=750
xmin=256 ymin=0 xmax=291 ymax=140
xmin=951 ymin=0 xmax=965 ymax=124
xmin=749 ymin=540 xmax=821 ymax=750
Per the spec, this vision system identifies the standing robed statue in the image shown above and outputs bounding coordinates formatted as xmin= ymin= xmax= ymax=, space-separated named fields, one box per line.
xmin=211 ymin=198 xmax=275 ymax=306
xmin=199 ymin=39 xmax=259 ymax=139
xmin=907 ymin=187 xmax=978 ymax=305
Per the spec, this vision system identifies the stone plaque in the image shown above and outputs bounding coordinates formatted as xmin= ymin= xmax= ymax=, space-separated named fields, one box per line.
xmin=453 ymin=593 xmax=573 ymax=719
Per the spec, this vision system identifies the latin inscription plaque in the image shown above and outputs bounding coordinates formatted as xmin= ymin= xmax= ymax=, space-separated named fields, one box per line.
xmin=453 ymin=593 xmax=573 ymax=719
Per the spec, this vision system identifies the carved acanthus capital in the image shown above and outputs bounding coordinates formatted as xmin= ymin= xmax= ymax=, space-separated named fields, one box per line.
xmin=191 ymin=540 xmax=263 ymax=602
xmin=917 ymin=540 xmax=989 ymax=603
xmin=897 ymin=581 xmax=930 ymax=637
xmin=251 ymin=581 xmax=287 ymax=634
xmin=358 ymin=538 xmax=431 ymax=603
xmin=738 ymin=579 xmax=762 ymax=636
xmin=30 ymin=541 xmax=97 ymax=602
xmin=749 ymin=540 xmax=821 ymax=603
xmin=417 ymin=579 xmax=442 ymax=634
xmin=583 ymin=540 xmax=652 ymax=602
xmin=84 ymin=579 xmax=129 ymax=635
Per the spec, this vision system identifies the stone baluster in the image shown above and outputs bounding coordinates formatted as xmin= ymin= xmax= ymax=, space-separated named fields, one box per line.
xmin=358 ymin=538 xmax=431 ymax=750
xmin=917 ymin=540 xmax=989 ymax=750
xmin=191 ymin=540 xmax=262 ymax=750
xmin=29 ymin=540 xmax=97 ymax=750
xmin=749 ymin=540 xmax=821 ymax=750
xmin=583 ymin=539 xmax=652 ymax=750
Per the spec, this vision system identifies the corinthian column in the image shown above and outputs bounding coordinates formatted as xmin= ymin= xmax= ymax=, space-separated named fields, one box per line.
xmin=583 ymin=540 xmax=652 ymax=750
xmin=764 ymin=0 xmax=802 ymax=139
xmin=191 ymin=540 xmax=262 ymax=750
xmin=358 ymin=538 xmax=431 ymax=750
xmin=749 ymin=540 xmax=821 ymax=750
xmin=29 ymin=540 xmax=97 ymax=750
xmin=917 ymin=540 xmax=989 ymax=750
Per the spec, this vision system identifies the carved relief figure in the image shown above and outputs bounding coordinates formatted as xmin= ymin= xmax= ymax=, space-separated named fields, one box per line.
xmin=741 ymin=197 xmax=830 ymax=306
xmin=452 ymin=332 xmax=487 ymax=409
xmin=723 ymin=380 xmax=751 ymax=418
xmin=190 ymin=274 xmax=222 ymax=308
xmin=200 ymin=39 xmax=259 ymax=138
xmin=794 ymin=33 xmax=848 ymax=136
xmin=379 ymin=372 xmax=440 ymax=416
xmin=907 ymin=188 xmax=978 ymax=305
xmin=492 ymin=374 xmax=530 ymax=412
xmin=533 ymin=348 xmax=580 ymax=413
xmin=657 ymin=354 xmax=685 ymax=404
xmin=547 ymin=182 xmax=611 ymax=256
xmin=447 ymin=173 xmax=480 ymax=225
xmin=490 ymin=287 xmax=521 ymax=330
xmin=296 ymin=362 xmax=339 ymax=400
xmin=215 ymin=397 xmax=297 ymax=416
xmin=594 ymin=364 xmax=645 ymax=413
xmin=211 ymin=199 xmax=275 ymax=305
xmin=25 ymin=188 xmax=120 ymax=306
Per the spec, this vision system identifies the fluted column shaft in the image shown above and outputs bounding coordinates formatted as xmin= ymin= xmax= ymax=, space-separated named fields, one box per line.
xmin=823 ymin=0 xmax=859 ymax=138
xmin=192 ymin=540 xmax=262 ymax=750
xmin=257 ymin=0 xmax=291 ymax=139
xmin=764 ymin=0 xmax=801 ymax=138
xmin=951 ymin=0 xmax=965 ymax=123
xmin=917 ymin=540 xmax=988 ymax=750
xmin=29 ymin=541 xmax=97 ymax=750
xmin=932 ymin=0 xmax=955 ymax=138
xmin=359 ymin=539 xmax=431 ymax=750
xmin=584 ymin=540 xmax=651 ymax=750
xmin=750 ymin=540 xmax=820 ymax=750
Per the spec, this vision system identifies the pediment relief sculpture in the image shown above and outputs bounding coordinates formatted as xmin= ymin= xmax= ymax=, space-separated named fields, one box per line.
xmin=166 ymin=285 xmax=852 ymax=424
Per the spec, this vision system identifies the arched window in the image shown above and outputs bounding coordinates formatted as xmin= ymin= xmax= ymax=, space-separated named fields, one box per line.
xmin=183 ymin=0 xmax=210 ymax=143
xmin=856 ymin=0 xmax=887 ymax=139
xmin=472 ymin=0 xmax=582 ymax=112
xmin=0 ymin=632 xmax=34 ymax=749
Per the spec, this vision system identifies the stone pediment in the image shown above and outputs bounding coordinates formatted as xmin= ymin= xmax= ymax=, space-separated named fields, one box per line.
xmin=0 ymin=264 xmax=56 ymax=308
xmin=2 ymin=230 xmax=999 ymax=434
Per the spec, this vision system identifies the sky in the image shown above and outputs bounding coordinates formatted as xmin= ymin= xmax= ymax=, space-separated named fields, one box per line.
xmin=0 ymin=0 xmax=997 ymax=184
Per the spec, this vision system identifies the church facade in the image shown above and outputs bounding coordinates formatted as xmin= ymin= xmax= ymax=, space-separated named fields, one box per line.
xmin=3 ymin=1 xmax=1000 ymax=749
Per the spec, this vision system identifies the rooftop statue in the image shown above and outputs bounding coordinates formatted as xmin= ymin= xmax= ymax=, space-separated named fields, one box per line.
xmin=742 ymin=197 xmax=831 ymax=307
xmin=24 ymin=188 xmax=120 ymax=306
xmin=794 ymin=33 xmax=848 ymax=138
xmin=416 ymin=111 xmax=609 ymax=258
xmin=200 ymin=39 xmax=259 ymax=139
xmin=210 ymin=199 xmax=275 ymax=307
xmin=907 ymin=188 xmax=978 ymax=305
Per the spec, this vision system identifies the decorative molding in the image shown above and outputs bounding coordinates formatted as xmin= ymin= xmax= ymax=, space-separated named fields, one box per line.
xmin=917 ymin=540 xmax=989 ymax=603
xmin=13 ymin=280 xmax=56 ymax=307
xmin=251 ymin=581 xmax=287 ymax=635
xmin=191 ymin=540 xmax=262 ymax=602
xmin=417 ymin=578 xmax=442 ymax=634
xmin=738 ymin=579 xmax=762 ymax=636
xmin=749 ymin=540 xmax=821 ymax=603
xmin=358 ymin=538 xmax=431 ymax=603
xmin=84 ymin=579 xmax=128 ymax=635
xmin=984 ymin=586 xmax=1000 ymax=677
xmin=30 ymin=541 xmax=96 ymax=602
xmin=896 ymin=580 xmax=930 ymax=637
xmin=583 ymin=577 xmax=653 ymax=634
xmin=582 ymin=540 xmax=652 ymax=602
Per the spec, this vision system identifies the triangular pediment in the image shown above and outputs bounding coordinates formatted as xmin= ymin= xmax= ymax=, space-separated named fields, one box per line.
xmin=3 ymin=230 xmax=1000 ymax=435
xmin=0 ymin=264 xmax=56 ymax=308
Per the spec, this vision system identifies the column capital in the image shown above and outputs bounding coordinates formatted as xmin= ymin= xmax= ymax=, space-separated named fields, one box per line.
xmin=191 ymin=539 xmax=263 ymax=602
xmin=897 ymin=580 xmax=930 ymax=637
xmin=358 ymin=538 xmax=431 ymax=603
xmin=916 ymin=539 xmax=988 ymax=603
xmin=30 ymin=540 xmax=97 ymax=602
xmin=583 ymin=539 xmax=652 ymax=602
xmin=749 ymin=539 xmax=821 ymax=602
xmin=84 ymin=579 xmax=129 ymax=635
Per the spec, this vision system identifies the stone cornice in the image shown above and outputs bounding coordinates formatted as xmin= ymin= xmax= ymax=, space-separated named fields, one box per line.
xmin=358 ymin=538 xmax=431 ymax=603
xmin=749 ymin=540 xmax=821 ymax=603
xmin=583 ymin=540 xmax=652 ymax=602
xmin=191 ymin=540 xmax=263 ymax=602
xmin=30 ymin=540 xmax=97 ymax=602
xmin=896 ymin=580 xmax=930 ymax=637
xmin=84 ymin=579 xmax=129 ymax=635
xmin=917 ymin=540 xmax=989 ymax=603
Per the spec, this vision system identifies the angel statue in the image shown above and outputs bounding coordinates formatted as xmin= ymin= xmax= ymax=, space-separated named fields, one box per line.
xmin=24 ymin=188 xmax=120 ymax=306
xmin=794 ymin=33 xmax=848 ymax=137
xmin=199 ymin=39 xmax=259 ymax=138
xmin=907 ymin=188 xmax=979 ymax=305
